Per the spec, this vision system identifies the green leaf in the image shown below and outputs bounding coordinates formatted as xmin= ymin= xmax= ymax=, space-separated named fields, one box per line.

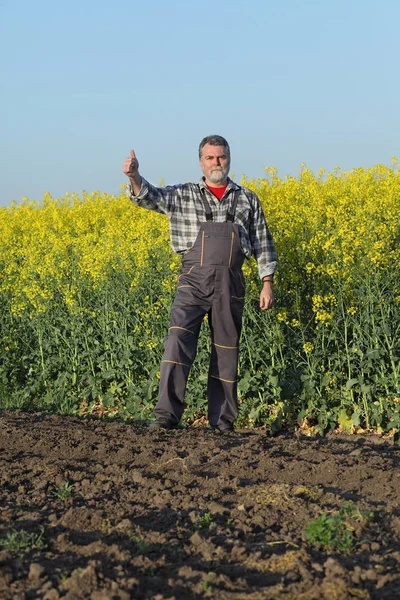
xmin=345 ymin=378 xmax=358 ymax=390
xmin=321 ymin=374 xmax=331 ymax=387
xmin=268 ymin=375 xmax=279 ymax=387
xmin=337 ymin=409 xmax=353 ymax=433
xmin=351 ymin=410 xmax=362 ymax=427
xmin=249 ymin=407 xmax=260 ymax=422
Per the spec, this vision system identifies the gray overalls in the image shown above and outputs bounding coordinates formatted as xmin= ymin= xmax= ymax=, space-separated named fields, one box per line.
xmin=155 ymin=189 xmax=245 ymax=430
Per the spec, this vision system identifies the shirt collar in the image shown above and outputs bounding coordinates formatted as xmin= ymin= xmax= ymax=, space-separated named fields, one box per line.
xmin=198 ymin=177 xmax=240 ymax=192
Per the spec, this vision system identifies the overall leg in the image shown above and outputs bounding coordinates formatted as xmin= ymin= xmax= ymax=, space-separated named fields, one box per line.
xmin=207 ymin=269 xmax=244 ymax=429
xmin=155 ymin=284 xmax=210 ymax=424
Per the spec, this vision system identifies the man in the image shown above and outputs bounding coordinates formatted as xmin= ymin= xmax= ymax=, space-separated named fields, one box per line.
xmin=123 ymin=135 xmax=277 ymax=432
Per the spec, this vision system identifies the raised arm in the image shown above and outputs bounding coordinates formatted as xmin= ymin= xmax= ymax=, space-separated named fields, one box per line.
xmin=123 ymin=148 xmax=183 ymax=216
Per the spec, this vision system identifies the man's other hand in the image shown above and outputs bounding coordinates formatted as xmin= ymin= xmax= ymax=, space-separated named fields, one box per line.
xmin=260 ymin=282 xmax=274 ymax=310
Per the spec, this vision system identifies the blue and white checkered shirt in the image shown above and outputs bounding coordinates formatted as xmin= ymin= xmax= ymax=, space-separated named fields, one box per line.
xmin=126 ymin=177 xmax=277 ymax=280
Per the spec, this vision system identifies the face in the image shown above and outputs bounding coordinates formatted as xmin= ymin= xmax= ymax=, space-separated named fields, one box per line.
xmin=199 ymin=144 xmax=230 ymax=185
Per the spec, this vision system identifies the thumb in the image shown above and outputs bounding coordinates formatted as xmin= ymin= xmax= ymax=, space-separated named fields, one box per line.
xmin=130 ymin=149 xmax=136 ymax=158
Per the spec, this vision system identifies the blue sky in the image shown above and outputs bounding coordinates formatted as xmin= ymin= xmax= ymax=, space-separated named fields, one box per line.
xmin=1 ymin=0 xmax=399 ymax=206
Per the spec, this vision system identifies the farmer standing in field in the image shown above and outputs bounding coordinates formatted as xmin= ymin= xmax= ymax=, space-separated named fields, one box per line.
xmin=123 ymin=135 xmax=277 ymax=431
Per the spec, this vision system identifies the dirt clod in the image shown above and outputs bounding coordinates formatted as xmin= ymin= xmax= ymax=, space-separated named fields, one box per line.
xmin=27 ymin=562 xmax=45 ymax=580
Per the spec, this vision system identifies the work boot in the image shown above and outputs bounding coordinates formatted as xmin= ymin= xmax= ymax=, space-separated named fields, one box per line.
xmin=149 ymin=419 xmax=176 ymax=431
xmin=210 ymin=423 xmax=234 ymax=433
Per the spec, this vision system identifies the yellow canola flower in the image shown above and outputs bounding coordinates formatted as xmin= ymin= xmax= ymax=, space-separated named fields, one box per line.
xmin=303 ymin=342 xmax=315 ymax=354
xmin=0 ymin=190 xmax=173 ymax=315
xmin=277 ymin=310 xmax=289 ymax=324
xmin=243 ymin=161 xmax=400 ymax=294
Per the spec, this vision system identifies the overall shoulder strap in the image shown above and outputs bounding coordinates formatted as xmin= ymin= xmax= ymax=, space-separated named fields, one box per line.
xmin=226 ymin=189 xmax=241 ymax=222
xmin=199 ymin=187 xmax=213 ymax=221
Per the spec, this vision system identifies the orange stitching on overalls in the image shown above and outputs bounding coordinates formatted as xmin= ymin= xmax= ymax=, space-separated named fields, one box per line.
xmin=211 ymin=375 xmax=237 ymax=383
xmin=162 ymin=359 xmax=190 ymax=367
xmin=177 ymin=265 xmax=196 ymax=282
xmin=169 ymin=326 xmax=195 ymax=334
xmin=232 ymin=296 xmax=244 ymax=300
xmin=200 ymin=231 xmax=205 ymax=266
xmin=213 ymin=342 xmax=239 ymax=349
xmin=228 ymin=231 xmax=234 ymax=267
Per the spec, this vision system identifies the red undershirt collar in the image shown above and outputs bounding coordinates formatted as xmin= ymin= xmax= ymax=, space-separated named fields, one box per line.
xmin=206 ymin=183 xmax=227 ymax=201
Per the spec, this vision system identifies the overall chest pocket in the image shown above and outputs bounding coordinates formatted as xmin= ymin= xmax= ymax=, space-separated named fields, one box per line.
xmin=201 ymin=230 xmax=235 ymax=266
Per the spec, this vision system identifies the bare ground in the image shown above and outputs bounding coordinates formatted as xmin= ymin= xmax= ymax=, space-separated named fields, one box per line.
xmin=1 ymin=411 xmax=400 ymax=599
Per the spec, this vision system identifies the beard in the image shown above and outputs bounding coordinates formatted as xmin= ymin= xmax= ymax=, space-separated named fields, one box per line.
xmin=208 ymin=166 xmax=229 ymax=184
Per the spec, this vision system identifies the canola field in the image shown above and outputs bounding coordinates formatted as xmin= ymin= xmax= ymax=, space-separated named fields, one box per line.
xmin=1 ymin=161 xmax=400 ymax=434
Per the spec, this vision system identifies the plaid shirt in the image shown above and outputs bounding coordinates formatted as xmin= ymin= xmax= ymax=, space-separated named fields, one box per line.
xmin=126 ymin=177 xmax=277 ymax=280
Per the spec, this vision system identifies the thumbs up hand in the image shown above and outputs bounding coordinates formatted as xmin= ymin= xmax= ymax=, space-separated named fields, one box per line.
xmin=123 ymin=149 xmax=139 ymax=177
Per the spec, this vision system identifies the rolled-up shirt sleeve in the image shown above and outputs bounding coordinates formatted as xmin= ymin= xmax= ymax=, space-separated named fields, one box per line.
xmin=126 ymin=178 xmax=178 ymax=216
xmin=248 ymin=191 xmax=278 ymax=280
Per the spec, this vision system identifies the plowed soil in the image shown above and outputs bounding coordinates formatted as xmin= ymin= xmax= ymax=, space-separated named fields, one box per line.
xmin=1 ymin=411 xmax=400 ymax=600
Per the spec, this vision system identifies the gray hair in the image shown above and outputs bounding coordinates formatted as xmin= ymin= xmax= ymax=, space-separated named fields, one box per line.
xmin=198 ymin=135 xmax=230 ymax=160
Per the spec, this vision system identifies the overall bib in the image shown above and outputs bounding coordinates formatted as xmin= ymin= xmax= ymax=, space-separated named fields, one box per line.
xmin=155 ymin=189 xmax=246 ymax=430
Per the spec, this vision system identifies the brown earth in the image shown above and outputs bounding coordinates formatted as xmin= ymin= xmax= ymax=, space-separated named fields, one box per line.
xmin=1 ymin=411 xmax=400 ymax=600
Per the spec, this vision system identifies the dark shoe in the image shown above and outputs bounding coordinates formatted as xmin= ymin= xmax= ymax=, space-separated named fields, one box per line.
xmin=210 ymin=423 xmax=234 ymax=433
xmin=149 ymin=419 xmax=176 ymax=431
